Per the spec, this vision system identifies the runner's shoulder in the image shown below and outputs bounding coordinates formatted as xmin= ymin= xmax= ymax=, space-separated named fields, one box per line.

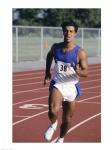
xmin=77 ymin=47 xmax=87 ymax=60
xmin=51 ymin=42 xmax=64 ymax=50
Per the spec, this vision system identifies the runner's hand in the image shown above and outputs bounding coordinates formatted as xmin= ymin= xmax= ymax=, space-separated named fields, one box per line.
xmin=44 ymin=72 xmax=51 ymax=85
xmin=71 ymin=63 xmax=81 ymax=74
xmin=75 ymin=64 xmax=81 ymax=75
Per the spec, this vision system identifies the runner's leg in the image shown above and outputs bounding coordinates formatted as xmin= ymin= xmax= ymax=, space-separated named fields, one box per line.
xmin=48 ymin=87 xmax=63 ymax=123
xmin=60 ymin=100 xmax=76 ymax=138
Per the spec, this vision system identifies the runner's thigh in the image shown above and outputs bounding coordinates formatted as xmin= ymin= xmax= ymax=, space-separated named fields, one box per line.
xmin=49 ymin=87 xmax=63 ymax=111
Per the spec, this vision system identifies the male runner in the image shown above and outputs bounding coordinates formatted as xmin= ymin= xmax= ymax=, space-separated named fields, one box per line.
xmin=44 ymin=20 xmax=88 ymax=143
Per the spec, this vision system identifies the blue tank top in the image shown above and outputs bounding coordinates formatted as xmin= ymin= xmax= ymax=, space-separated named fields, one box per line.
xmin=52 ymin=43 xmax=81 ymax=83
xmin=54 ymin=44 xmax=80 ymax=65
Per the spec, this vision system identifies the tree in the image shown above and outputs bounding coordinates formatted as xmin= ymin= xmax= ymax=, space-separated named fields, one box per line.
xmin=13 ymin=9 xmax=101 ymax=28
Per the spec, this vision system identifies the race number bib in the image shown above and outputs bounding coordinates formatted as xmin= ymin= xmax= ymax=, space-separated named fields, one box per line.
xmin=57 ymin=61 xmax=75 ymax=75
xmin=59 ymin=64 xmax=67 ymax=72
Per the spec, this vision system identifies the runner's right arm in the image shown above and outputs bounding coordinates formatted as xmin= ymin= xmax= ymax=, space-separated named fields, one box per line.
xmin=44 ymin=44 xmax=55 ymax=85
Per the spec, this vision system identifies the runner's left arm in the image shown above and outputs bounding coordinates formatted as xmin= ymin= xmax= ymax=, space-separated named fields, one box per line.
xmin=75 ymin=48 xmax=88 ymax=77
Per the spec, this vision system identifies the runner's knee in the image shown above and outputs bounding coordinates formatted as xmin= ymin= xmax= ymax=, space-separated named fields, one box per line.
xmin=63 ymin=114 xmax=73 ymax=123
xmin=51 ymin=103 xmax=60 ymax=114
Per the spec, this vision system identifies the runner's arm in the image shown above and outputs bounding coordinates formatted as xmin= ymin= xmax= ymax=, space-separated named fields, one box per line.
xmin=44 ymin=44 xmax=55 ymax=85
xmin=75 ymin=48 xmax=88 ymax=77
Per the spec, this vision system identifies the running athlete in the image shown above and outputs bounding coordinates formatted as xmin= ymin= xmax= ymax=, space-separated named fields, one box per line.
xmin=44 ymin=20 xmax=88 ymax=143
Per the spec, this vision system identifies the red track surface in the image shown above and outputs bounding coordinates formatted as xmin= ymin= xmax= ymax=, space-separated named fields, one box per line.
xmin=13 ymin=64 xmax=101 ymax=143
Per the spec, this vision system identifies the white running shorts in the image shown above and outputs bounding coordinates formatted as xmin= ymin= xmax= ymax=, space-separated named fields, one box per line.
xmin=53 ymin=82 xmax=78 ymax=102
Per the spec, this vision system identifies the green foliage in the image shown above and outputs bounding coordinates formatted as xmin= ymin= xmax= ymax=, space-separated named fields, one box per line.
xmin=13 ymin=9 xmax=101 ymax=28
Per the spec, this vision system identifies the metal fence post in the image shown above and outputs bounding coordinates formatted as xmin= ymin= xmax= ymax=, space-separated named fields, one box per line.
xmin=81 ymin=28 xmax=84 ymax=48
xmin=15 ymin=26 xmax=19 ymax=62
xmin=40 ymin=27 xmax=44 ymax=61
xmin=98 ymin=29 xmax=101 ymax=57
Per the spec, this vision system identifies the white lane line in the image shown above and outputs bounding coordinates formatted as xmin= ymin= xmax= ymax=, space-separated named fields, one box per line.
xmin=13 ymin=84 xmax=100 ymax=95
xmin=13 ymin=96 xmax=100 ymax=125
xmin=13 ymin=71 xmax=100 ymax=82
xmin=77 ymin=95 xmax=100 ymax=103
xmin=13 ymin=78 xmax=100 ymax=87
xmin=13 ymin=110 xmax=48 ymax=125
xmin=13 ymin=87 xmax=48 ymax=94
xmin=13 ymin=76 xmax=42 ymax=81
xmin=68 ymin=113 xmax=101 ymax=133
xmin=78 ymin=101 xmax=100 ymax=104
xmin=13 ymin=66 xmax=100 ymax=77
xmin=13 ymin=95 xmax=100 ymax=109
xmin=13 ymin=96 xmax=48 ymax=105
xmin=13 ymin=72 xmax=44 ymax=77
xmin=82 ymin=86 xmax=100 ymax=91
xmin=13 ymin=115 xmax=31 ymax=118
xmin=51 ymin=113 xmax=101 ymax=143
xmin=14 ymin=81 xmax=49 ymax=87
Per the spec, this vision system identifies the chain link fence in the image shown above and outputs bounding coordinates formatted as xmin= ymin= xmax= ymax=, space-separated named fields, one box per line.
xmin=13 ymin=26 xmax=101 ymax=63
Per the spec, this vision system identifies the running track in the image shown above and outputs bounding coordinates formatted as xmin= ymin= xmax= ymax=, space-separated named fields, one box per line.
xmin=13 ymin=64 xmax=101 ymax=143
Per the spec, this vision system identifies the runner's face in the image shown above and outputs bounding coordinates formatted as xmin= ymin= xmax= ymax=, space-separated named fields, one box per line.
xmin=63 ymin=26 xmax=76 ymax=43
